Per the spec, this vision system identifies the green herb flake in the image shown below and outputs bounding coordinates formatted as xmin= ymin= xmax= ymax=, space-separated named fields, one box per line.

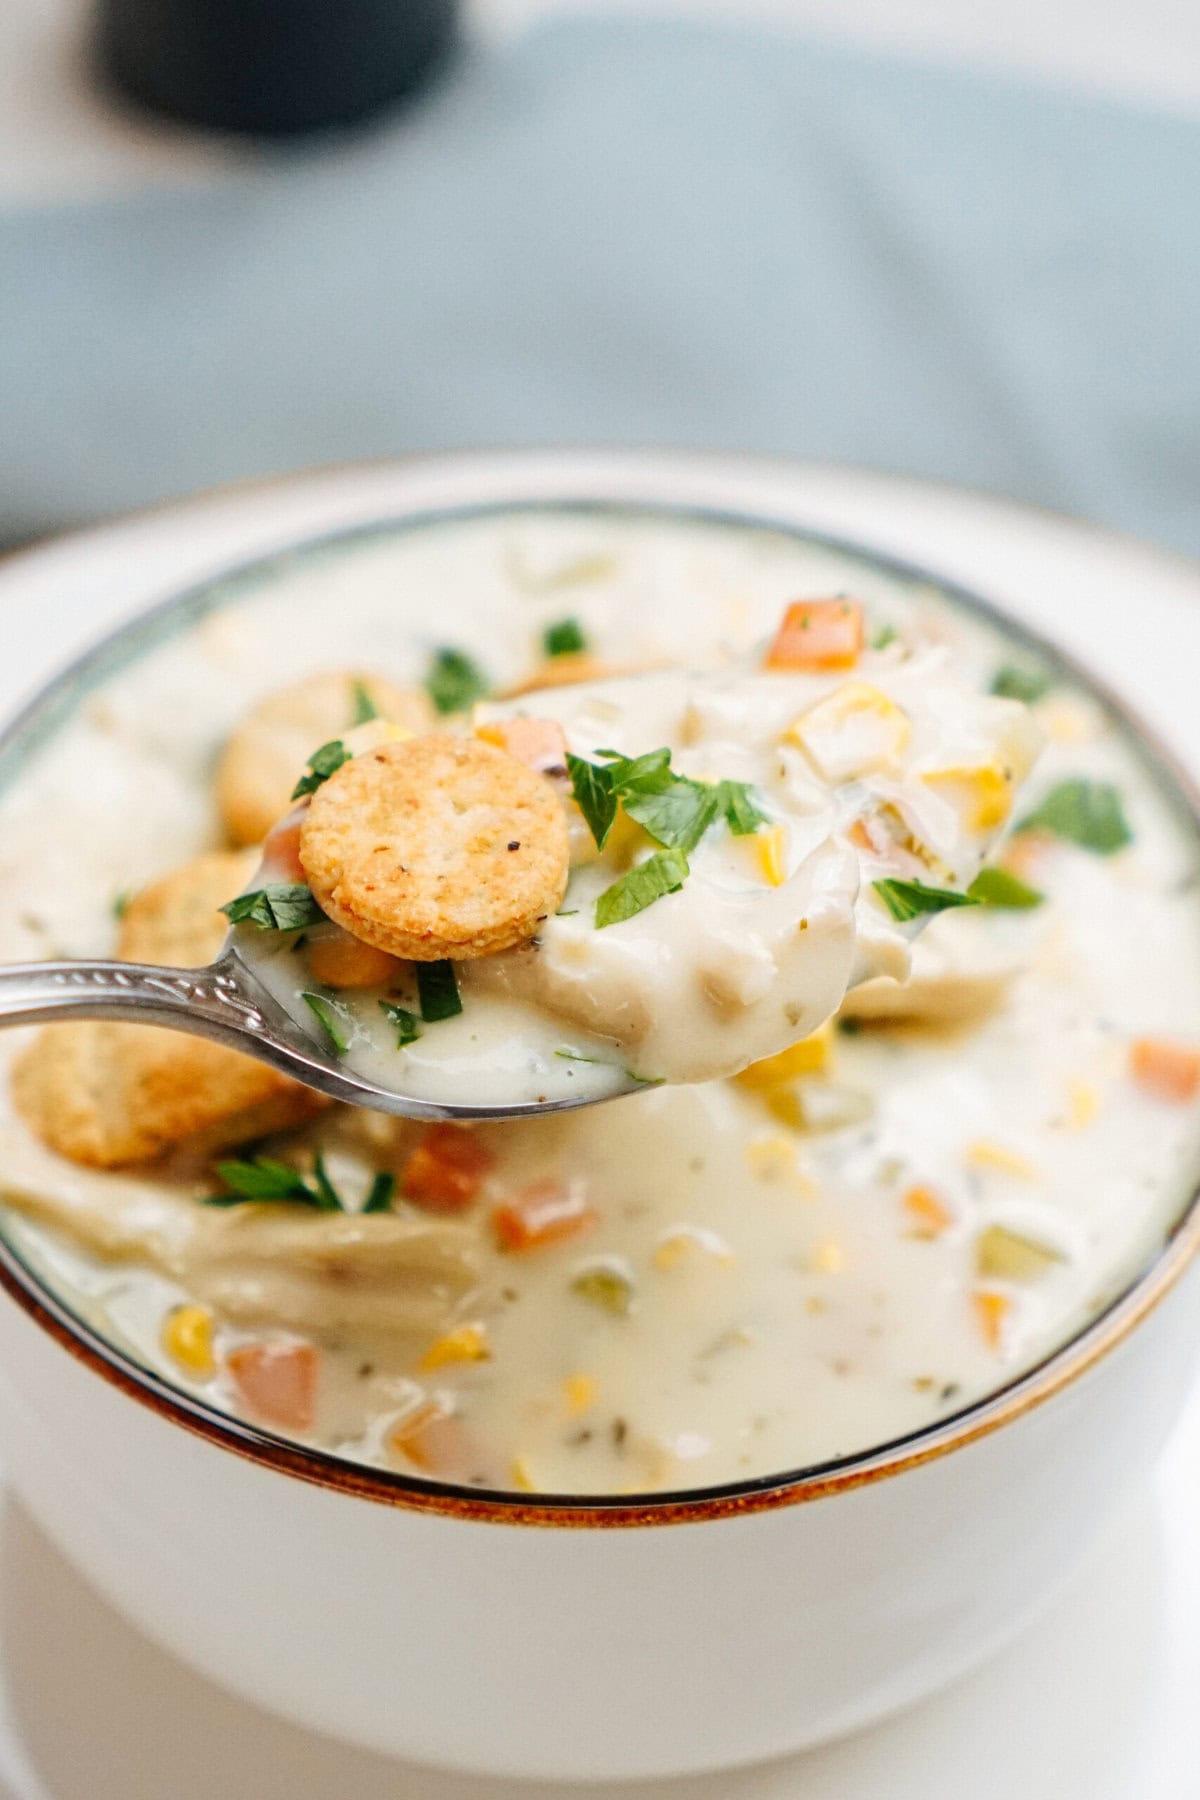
xmin=302 ymin=990 xmax=354 ymax=1053
xmin=712 ymin=779 xmax=769 ymax=836
xmin=622 ymin=778 xmax=717 ymax=853
xmin=220 ymin=884 xmax=324 ymax=932
xmin=111 ymin=888 xmax=133 ymax=921
xmin=425 ymin=647 xmax=490 ymax=715
xmin=991 ymin=665 xmax=1053 ymax=705
xmin=566 ymin=752 xmax=619 ymax=849
xmin=570 ymin=1261 xmax=635 ymax=1316
xmin=967 ymin=866 xmax=1045 ymax=909
xmin=205 ymin=1155 xmax=345 ymax=1211
xmin=872 ymin=878 xmax=980 ymax=923
xmin=570 ymin=746 xmax=767 ymax=855
xmin=872 ymin=622 xmax=898 ymax=650
xmin=379 ymin=1000 xmax=422 ymax=1047
xmin=596 ymin=849 xmax=689 ymax=928
xmin=542 ymin=617 xmax=588 ymax=657
xmin=349 ymin=679 xmax=378 ymax=725
xmin=1018 ymin=779 xmax=1131 ymax=855
xmin=362 ymin=1171 xmax=397 ymax=1214
xmin=291 ymin=738 xmax=351 ymax=800
xmin=416 ymin=959 xmax=463 ymax=1022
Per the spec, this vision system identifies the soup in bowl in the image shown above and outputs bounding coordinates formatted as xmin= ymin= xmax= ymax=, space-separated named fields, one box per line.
xmin=0 ymin=453 xmax=1196 ymax=1778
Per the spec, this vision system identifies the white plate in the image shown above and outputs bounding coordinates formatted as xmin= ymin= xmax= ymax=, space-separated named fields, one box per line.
xmin=0 ymin=455 xmax=1197 ymax=1799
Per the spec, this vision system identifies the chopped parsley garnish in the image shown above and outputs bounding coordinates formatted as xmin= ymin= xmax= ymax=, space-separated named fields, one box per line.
xmin=416 ymin=959 xmax=463 ymax=1021
xmin=991 ymin=665 xmax=1052 ymax=705
xmin=565 ymin=752 xmax=620 ymax=848
xmin=291 ymin=738 xmax=351 ymax=800
xmin=622 ymin=778 xmax=717 ymax=853
xmin=595 ymin=848 xmax=689 ymax=928
xmin=220 ymin=884 xmax=324 ymax=932
xmin=425 ymin=647 xmax=490 ymax=715
xmin=362 ymin=1172 xmax=397 ymax=1214
xmin=712 ymin=779 xmax=769 ymax=836
xmin=555 ymin=1047 xmax=609 ymax=1065
xmin=967 ymin=866 xmax=1044 ymax=908
xmin=872 ymin=877 xmax=980 ymax=923
xmin=206 ymin=1153 xmax=342 ymax=1211
xmin=302 ymin=990 xmax=354 ymax=1053
xmin=1018 ymin=779 xmax=1131 ymax=854
xmin=872 ymin=622 xmax=898 ymax=650
xmin=379 ymin=1000 xmax=422 ymax=1047
xmin=205 ymin=1154 xmax=394 ymax=1214
xmin=543 ymin=617 xmax=587 ymax=657
xmin=349 ymin=679 xmax=378 ymax=725
xmin=568 ymin=746 xmax=768 ymax=854
xmin=111 ymin=888 xmax=133 ymax=921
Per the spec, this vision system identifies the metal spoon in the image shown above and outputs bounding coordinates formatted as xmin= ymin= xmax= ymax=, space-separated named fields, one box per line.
xmin=0 ymin=941 xmax=638 ymax=1122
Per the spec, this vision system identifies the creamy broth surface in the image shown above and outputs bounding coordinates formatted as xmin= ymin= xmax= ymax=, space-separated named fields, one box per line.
xmin=0 ymin=507 xmax=1198 ymax=1495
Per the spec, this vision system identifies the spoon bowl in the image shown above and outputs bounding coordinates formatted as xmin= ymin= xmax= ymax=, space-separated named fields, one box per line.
xmin=0 ymin=942 xmax=639 ymax=1121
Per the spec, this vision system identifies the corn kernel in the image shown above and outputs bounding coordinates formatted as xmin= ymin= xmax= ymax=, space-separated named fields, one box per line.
xmin=808 ymin=1237 xmax=845 ymax=1274
xmin=563 ymin=1373 xmax=597 ymax=1417
xmin=1066 ymin=1079 xmax=1099 ymax=1130
xmin=161 ymin=1303 xmax=215 ymax=1377
xmin=746 ymin=1133 xmax=799 ymax=1178
xmin=783 ymin=682 xmax=910 ymax=782
xmin=737 ymin=1021 xmax=833 ymax=1088
xmin=753 ymin=825 xmax=788 ymax=887
xmin=967 ymin=1139 xmax=1037 ymax=1180
xmin=341 ymin=719 xmax=413 ymax=756
xmin=653 ymin=1227 xmax=737 ymax=1271
xmin=972 ymin=1288 xmax=1012 ymax=1350
xmin=418 ymin=1322 xmax=491 ymax=1372
xmin=923 ymin=765 xmax=1012 ymax=833
xmin=510 ymin=1454 xmax=538 ymax=1493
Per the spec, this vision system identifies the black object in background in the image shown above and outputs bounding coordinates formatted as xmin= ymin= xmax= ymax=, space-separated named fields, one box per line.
xmin=95 ymin=0 xmax=459 ymax=136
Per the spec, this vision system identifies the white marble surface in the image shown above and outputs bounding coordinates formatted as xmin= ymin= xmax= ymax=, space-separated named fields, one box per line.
xmin=4 ymin=0 xmax=1200 ymax=206
xmin=0 ymin=457 xmax=1197 ymax=1796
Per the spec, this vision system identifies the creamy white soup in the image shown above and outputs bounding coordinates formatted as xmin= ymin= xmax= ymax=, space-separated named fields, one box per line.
xmin=0 ymin=506 xmax=1198 ymax=1496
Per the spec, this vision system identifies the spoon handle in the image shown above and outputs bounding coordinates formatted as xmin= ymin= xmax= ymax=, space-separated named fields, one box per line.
xmin=0 ymin=956 xmax=269 ymax=1054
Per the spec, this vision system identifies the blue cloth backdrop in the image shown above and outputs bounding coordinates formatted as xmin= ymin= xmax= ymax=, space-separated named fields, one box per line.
xmin=2 ymin=15 xmax=1198 ymax=550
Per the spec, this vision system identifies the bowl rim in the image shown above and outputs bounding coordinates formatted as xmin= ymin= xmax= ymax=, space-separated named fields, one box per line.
xmin=2 ymin=457 xmax=1199 ymax=1529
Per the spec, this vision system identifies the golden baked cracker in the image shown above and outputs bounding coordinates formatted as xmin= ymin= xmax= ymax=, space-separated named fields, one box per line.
xmin=299 ymin=735 xmax=569 ymax=960
xmin=216 ymin=670 xmax=434 ymax=845
xmin=13 ymin=848 xmax=324 ymax=1169
xmin=118 ymin=848 xmax=257 ymax=965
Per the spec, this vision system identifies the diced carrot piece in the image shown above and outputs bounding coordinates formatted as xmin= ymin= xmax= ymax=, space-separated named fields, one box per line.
xmin=492 ymin=1178 xmax=597 ymax=1253
xmin=476 ymin=716 xmax=568 ymax=773
xmin=226 ymin=1341 xmax=318 ymax=1431
xmin=307 ymin=932 xmax=403 ymax=989
xmin=389 ymin=1404 xmax=477 ymax=1477
xmin=765 ymin=599 xmax=864 ymax=672
xmin=259 ymin=815 xmax=306 ymax=882
xmin=1001 ymin=828 xmax=1053 ymax=882
xmin=402 ymin=1124 xmax=495 ymax=1213
xmin=1130 ymin=1038 xmax=1200 ymax=1103
xmin=903 ymin=1184 xmax=954 ymax=1239
xmin=972 ymin=1290 xmax=1011 ymax=1351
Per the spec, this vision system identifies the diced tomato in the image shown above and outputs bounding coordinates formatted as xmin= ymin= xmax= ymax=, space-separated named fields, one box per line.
xmin=765 ymin=599 xmax=864 ymax=672
xmin=903 ymin=1184 xmax=954 ymax=1239
xmin=389 ymin=1404 xmax=477 ymax=1478
xmin=307 ymin=932 xmax=403 ymax=989
xmin=226 ymin=1341 xmax=319 ymax=1431
xmin=1130 ymin=1038 xmax=1200 ymax=1104
xmin=971 ymin=1290 xmax=1011 ymax=1352
xmin=259 ymin=814 xmax=306 ymax=882
xmin=402 ymin=1124 xmax=495 ymax=1213
xmin=476 ymin=716 xmax=568 ymax=773
xmin=492 ymin=1177 xmax=597 ymax=1253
